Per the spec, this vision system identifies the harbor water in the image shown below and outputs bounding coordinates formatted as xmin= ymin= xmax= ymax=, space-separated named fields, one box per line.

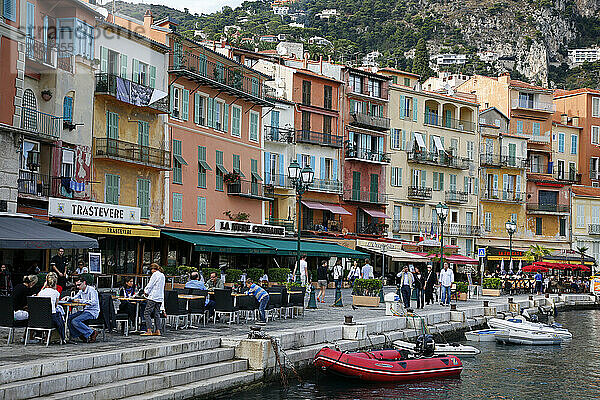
xmin=212 ymin=309 xmax=600 ymax=400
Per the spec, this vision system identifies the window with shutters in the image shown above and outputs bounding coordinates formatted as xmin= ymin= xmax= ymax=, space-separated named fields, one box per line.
xmin=172 ymin=139 xmax=183 ymax=184
xmin=571 ymin=134 xmax=578 ymax=154
xmin=535 ymin=217 xmax=543 ymax=235
xmin=302 ymin=80 xmax=311 ymax=105
xmin=466 ymin=141 xmax=474 ymax=160
xmin=369 ymin=174 xmax=379 ymax=203
xmin=558 ymin=132 xmax=565 ymax=153
xmin=249 ymin=111 xmax=259 ymax=142
xmin=63 ymin=96 xmax=73 ymax=123
xmin=368 ymin=79 xmax=381 ymax=98
xmin=352 ymin=171 xmax=361 ymax=200
xmin=106 ymin=111 xmax=119 ymax=140
xmin=105 ymin=174 xmax=120 ymax=205
xmin=593 ymin=97 xmax=600 ymax=118
xmin=214 ymin=100 xmax=222 ymax=131
xmin=172 ymin=86 xmax=181 ymax=119
xmin=324 ymin=85 xmax=332 ymax=109
xmin=137 ymin=179 xmax=150 ymax=219
xmin=133 ymin=59 xmax=150 ymax=86
xmin=215 ymin=150 xmax=225 ymax=191
xmin=484 ymin=212 xmax=491 ymax=232
xmin=197 ymin=196 xmax=207 ymax=225
xmin=233 ymin=154 xmax=245 ymax=177
xmin=172 ymin=193 xmax=183 ymax=222
xmin=349 ymin=75 xmax=362 ymax=93
xmin=231 ymin=105 xmax=241 ymax=137
xmin=194 ymin=93 xmax=207 ymax=126
xmin=197 ymin=146 xmax=210 ymax=188
xmin=592 ymin=126 xmax=600 ymax=145
xmin=61 ymin=149 xmax=75 ymax=178
xmin=3 ymin=0 xmax=16 ymax=21
xmin=138 ymin=121 xmax=149 ymax=162
xmin=391 ymin=167 xmax=402 ymax=187
xmin=250 ymin=159 xmax=260 ymax=196
xmin=391 ymin=129 xmax=401 ymax=150
xmin=403 ymin=77 xmax=411 ymax=86
xmin=251 ymin=77 xmax=259 ymax=96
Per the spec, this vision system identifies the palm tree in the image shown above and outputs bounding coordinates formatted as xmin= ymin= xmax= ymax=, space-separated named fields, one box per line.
xmin=576 ymin=245 xmax=589 ymax=267
xmin=525 ymin=244 xmax=552 ymax=262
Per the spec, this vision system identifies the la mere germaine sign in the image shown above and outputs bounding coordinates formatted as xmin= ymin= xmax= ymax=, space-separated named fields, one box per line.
xmin=215 ymin=219 xmax=285 ymax=237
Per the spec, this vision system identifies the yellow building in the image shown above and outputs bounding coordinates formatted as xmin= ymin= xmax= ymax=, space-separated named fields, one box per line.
xmin=551 ymin=117 xmax=581 ymax=183
xmin=571 ymin=185 xmax=600 ymax=267
xmin=384 ymin=80 xmax=480 ymax=258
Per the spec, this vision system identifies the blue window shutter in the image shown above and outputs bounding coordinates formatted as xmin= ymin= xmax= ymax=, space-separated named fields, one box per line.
xmin=182 ymin=89 xmax=189 ymax=121
xmin=63 ymin=97 xmax=73 ymax=123
xmin=4 ymin=0 xmax=16 ymax=21
xmin=194 ymin=93 xmax=200 ymax=124
xmin=207 ymin=98 xmax=214 ymax=127
xmin=297 ymin=154 xmax=302 ymax=167
xmin=278 ymin=154 xmax=284 ymax=186
xmin=332 ymin=159 xmax=338 ymax=181
xmin=169 ymin=85 xmax=174 ymax=115
xmin=413 ymin=98 xmax=418 ymax=121
xmin=310 ymin=155 xmax=315 ymax=170
xmin=399 ymin=95 xmax=405 ymax=118
xmin=378 ymin=136 xmax=384 ymax=153
xmin=100 ymin=46 xmax=108 ymax=73
xmin=320 ymin=157 xmax=326 ymax=179
xmin=264 ymin=151 xmax=270 ymax=183
xmin=223 ymin=103 xmax=229 ymax=133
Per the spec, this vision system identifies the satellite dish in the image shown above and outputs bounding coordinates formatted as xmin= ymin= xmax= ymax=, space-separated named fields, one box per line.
xmin=275 ymin=88 xmax=285 ymax=97
xmin=97 ymin=6 xmax=109 ymax=18
xmin=277 ymin=46 xmax=288 ymax=56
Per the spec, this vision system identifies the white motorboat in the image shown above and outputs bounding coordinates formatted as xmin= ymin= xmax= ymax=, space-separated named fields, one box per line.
xmin=393 ymin=340 xmax=481 ymax=357
xmin=464 ymin=329 xmax=505 ymax=342
xmin=495 ymin=330 xmax=563 ymax=345
xmin=488 ymin=316 xmax=572 ymax=341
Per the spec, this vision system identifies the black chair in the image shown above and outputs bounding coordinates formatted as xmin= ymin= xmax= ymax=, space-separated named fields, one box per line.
xmin=164 ymin=290 xmax=188 ymax=329
xmin=25 ymin=297 xmax=54 ymax=346
xmin=188 ymin=298 xmax=207 ymax=327
xmin=0 ymin=296 xmax=27 ymax=344
xmin=265 ymin=293 xmax=282 ymax=321
xmin=213 ymin=289 xmax=238 ymax=324
xmin=279 ymin=288 xmax=293 ymax=319
xmin=175 ymin=287 xmax=191 ymax=295
xmin=289 ymin=291 xmax=305 ymax=317
xmin=190 ymin=288 xmax=207 ymax=297
xmin=236 ymin=294 xmax=257 ymax=323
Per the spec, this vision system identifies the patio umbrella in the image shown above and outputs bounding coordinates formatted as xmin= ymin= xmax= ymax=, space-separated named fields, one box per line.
xmin=518 ymin=260 xmax=523 ymax=274
xmin=500 ymin=259 xmax=505 ymax=274
xmin=509 ymin=259 xmax=514 ymax=275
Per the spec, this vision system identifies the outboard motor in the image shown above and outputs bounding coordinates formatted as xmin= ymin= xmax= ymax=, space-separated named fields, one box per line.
xmin=415 ymin=334 xmax=435 ymax=357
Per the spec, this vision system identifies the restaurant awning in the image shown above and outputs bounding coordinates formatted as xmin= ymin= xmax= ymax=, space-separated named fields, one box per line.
xmin=301 ymin=200 xmax=328 ymax=210
xmin=163 ymin=231 xmax=274 ymax=254
xmin=412 ymin=252 xmax=479 ymax=265
xmin=63 ymin=219 xmax=160 ymax=238
xmin=246 ymin=237 xmax=369 ymax=258
xmin=365 ymin=247 xmax=429 ymax=263
xmin=302 ymin=201 xmax=352 ymax=215
xmin=362 ymin=208 xmax=390 ymax=218
xmin=0 ymin=215 xmax=98 ymax=249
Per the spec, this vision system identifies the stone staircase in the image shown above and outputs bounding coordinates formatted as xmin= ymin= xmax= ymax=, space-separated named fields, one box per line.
xmin=0 ymin=337 xmax=263 ymax=400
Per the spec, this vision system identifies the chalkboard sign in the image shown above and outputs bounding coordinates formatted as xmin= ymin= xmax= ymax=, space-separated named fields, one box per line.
xmin=88 ymin=252 xmax=101 ymax=274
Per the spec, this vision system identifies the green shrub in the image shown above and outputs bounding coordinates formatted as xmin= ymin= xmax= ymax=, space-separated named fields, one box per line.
xmin=483 ymin=277 xmax=502 ymax=289
xmin=456 ymin=281 xmax=469 ymax=293
xmin=285 ymin=281 xmax=302 ymax=290
xmin=225 ymin=269 xmax=243 ymax=283
xmin=268 ymin=268 xmax=290 ymax=283
xmin=353 ymin=279 xmax=383 ymax=296
xmin=178 ymin=265 xmax=197 ymax=275
xmin=246 ymin=268 xmax=264 ymax=283
xmin=163 ymin=265 xmax=178 ymax=276
xmin=202 ymin=268 xmax=221 ymax=280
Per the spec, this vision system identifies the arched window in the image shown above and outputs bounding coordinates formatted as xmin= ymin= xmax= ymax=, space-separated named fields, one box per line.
xmin=63 ymin=95 xmax=73 ymax=123
xmin=22 ymin=89 xmax=37 ymax=131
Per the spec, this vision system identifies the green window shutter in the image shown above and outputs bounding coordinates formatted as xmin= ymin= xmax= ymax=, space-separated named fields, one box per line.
xmin=207 ymin=98 xmax=214 ymax=128
xmin=169 ymin=85 xmax=175 ymax=115
xmin=223 ymin=103 xmax=229 ymax=133
xmin=399 ymin=95 xmax=405 ymax=118
xmin=464 ymin=176 xmax=469 ymax=193
xmin=420 ymin=170 xmax=426 ymax=187
xmin=198 ymin=146 xmax=207 ymax=188
xmin=100 ymin=46 xmax=108 ymax=73
xmin=439 ymin=173 xmax=444 ymax=191
xmin=172 ymin=193 xmax=182 ymax=222
xmin=137 ymin=179 xmax=150 ymax=219
xmin=197 ymin=196 xmax=207 ymax=225
xmin=194 ymin=93 xmax=200 ymax=125
xmin=232 ymin=106 xmax=241 ymax=136
xmin=106 ymin=174 xmax=120 ymax=205
xmin=233 ymin=154 xmax=240 ymax=173
xmin=251 ymin=158 xmax=258 ymax=174
xmin=138 ymin=121 xmax=149 ymax=146
xmin=182 ymin=89 xmax=189 ymax=121
xmin=149 ymin=65 xmax=156 ymax=88
xmin=413 ymin=98 xmax=418 ymax=121
xmin=119 ymin=54 xmax=127 ymax=78
xmin=250 ymin=112 xmax=258 ymax=141
xmin=132 ymin=59 xmax=139 ymax=83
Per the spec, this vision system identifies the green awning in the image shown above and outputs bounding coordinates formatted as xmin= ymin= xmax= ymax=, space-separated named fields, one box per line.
xmin=173 ymin=154 xmax=188 ymax=166
xmin=246 ymin=237 xmax=369 ymax=258
xmin=163 ymin=231 xmax=274 ymax=254
xmin=251 ymin=171 xmax=263 ymax=181
xmin=216 ymin=164 xmax=228 ymax=174
xmin=233 ymin=167 xmax=246 ymax=178
xmin=198 ymin=160 xmax=212 ymax=171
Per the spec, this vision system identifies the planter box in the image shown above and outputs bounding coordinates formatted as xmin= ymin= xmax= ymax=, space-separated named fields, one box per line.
xmin=224 ymin=282 xmax=234 ymax=288
xmin=327 ymin=282 xmax=336 ymax=289
xmin=343 ymin=281 xmax=350 ymax=289
xmin=482 ymin=288 xmax=501 ymax=297
xmin=458 ymin=292 xmax=468 ymax=301
xmin=352 ymin=295 xmax=380 ymax=307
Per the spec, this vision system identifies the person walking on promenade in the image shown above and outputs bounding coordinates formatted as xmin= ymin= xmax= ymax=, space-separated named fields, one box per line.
xmin=316 ymin=260 xmax=328 ymax=303
xmin=440 ymin=262 xmax=454 ymax=306
xmin=293 ymin=255 xmax=309 ymax=286
xmin=398 ymin=265 xmax=414 ymax=309
xmin=142 ymin=263 xmax=165 ymax=336
xmin=361 ymin=259 xmax=374 ymax=279
xmin=347 ymin=261 xmax=360 ymax=287
xmin=332 ymin=261 xmax=344 ymax=289
xmin=534 ymin=270 xmax=544 ymax=294
xmin=424 ymin=264 xmax=437 ymax=305
xmin=413 ymin=266 xmax=425 ymax=309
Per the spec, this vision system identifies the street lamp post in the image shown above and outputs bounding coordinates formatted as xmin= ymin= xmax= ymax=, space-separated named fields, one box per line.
xmin=288 ymin=160 xmax=314 ymax=283
xmin=435 ymin=203 xmax=449 ymax=271
xmin=505 ymin=220 xmax=517 ymax=273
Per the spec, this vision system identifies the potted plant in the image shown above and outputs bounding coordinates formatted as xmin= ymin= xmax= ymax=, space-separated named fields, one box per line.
xmin=267 ymin=268 xmax=290 ymax=285
xmin=482 ymin=277 xmax=502 ymax=296
xmin=352 ymin=278 xmax=382 ymax=307
xmin=456 ymin=281 xmax=469 ymax=301
xmin=225 ymin=268 xmax=243 ymax=287
xmin=246 ymin=268 xmax=264 ymax=283
xmin=224 ymin=172 xmax=241 ymax=184
xmin=41 ymin=89 xmax=53 ymax=101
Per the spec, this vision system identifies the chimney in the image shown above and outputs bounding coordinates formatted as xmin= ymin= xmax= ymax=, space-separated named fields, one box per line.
xmin=303 ymin=52 xmax=309 ymax=69
xmin=498 ymin=72 xmax=510 ymax=85
xmin=143 ymin=10 xmax=153 ymax=31
xmin=572 ymin=116 xmax=580 ymax=126
xmin=561 ymin=113 xmax=568 ymax=125
xmin=319 ymin=55 xmax=323 ymax=74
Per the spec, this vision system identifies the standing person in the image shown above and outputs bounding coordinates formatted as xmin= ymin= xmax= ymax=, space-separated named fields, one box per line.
xmin=361 ymin=259 xmax=374 ymax=279
xmin=413 ymin=267 xmax=425 ymax=309
xmin=245 ymin=279 xmax=269 ymax=325
xmin=293 ymin=255 xmax=309 ymax=286
xmin=332 ymin=261 xmax=344 ymax=289
xmin=51 ymin=248 xmax=68 ymax=289
xmin=142 ymin=263 xmax=165 ymax=336
xmin=66 ymin=275 xmax=100 ymax=343
xmin=398 ymin=266 xmax=414 ymax=309
xmin=347 ymin=261 xmax=360 ymax=287
xmin=424 ymin=264 xmax=437 ymax=305
xmin=0 ymin=264 xmax=13 ymax=296
xmin=439 ymin=262 xmax=454 ymax=306
xmin=37 ymin=272 xmax=66 ymax=344
xmin=534 ymin=270 xmax=543 ymax=295
xmin=316 ymin=260 xmax=328 ymax=303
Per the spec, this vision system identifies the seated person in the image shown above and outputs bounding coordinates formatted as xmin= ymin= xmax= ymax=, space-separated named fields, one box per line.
xmin=245 ymin=279 xmax=269 ymax=325
xmin=74 ymin=261 xmax=89 ymax=275
xmin=118 ymin=277 xmax=142 ymax=323
xmin=37 ymin=272 xmax=66 ymax=344
xmin=259 ymin=273 xmax=269 ymax=287
xmin=185 ymin=272 xmax=206 ymax=289
xmin=206 ymin=272 xmax=224 ymax=290
xmin=64 ymin=275 xmax=100 ymax=343
xmin=12 ymin=274 xmax=38 ymax=320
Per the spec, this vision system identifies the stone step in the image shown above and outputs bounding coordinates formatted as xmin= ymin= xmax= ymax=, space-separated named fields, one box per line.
xmin=0 ymin=337 xmax=222 ymax=386
xmin=40 ymin=359 xmax=249 ymax=400
xmin=0 ymin=347 xmax=235 ymax=400
xmin=121 ymin=370 xmax=264 ymax=400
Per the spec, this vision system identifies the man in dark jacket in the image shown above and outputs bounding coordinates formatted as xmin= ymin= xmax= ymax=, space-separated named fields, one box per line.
xmin=424 ymin=264 xmax=437 ymax=305
xmin=51 ymin=248 xmax=68 ymax=288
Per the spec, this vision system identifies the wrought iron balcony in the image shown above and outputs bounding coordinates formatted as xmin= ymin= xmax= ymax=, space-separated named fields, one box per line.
xmin=480 ymin=189 xmax=525 ymax=202
xmin=296 ymin=130 xmax=343 ymax=148
xmin=511 ymin=98 xmax=555 ymax=113
xmin=20 ymin=107 xmax=62 ymax=139
xmin=555 ymin=170 xmax=582 ymax=183
xmin=267 ymin=217 xmax=294 ymax=232
xmin=589 ymin=224 xmax=600 ymax=235
xmin=407 ymin=150 xmax=471 ymax=169
xmin=407 ymin=186 xmax=432 ymax=200
xmin=343 ymin=189 xmax=388 ymax=204
xmin=227 ymin=179 xmax=274 ymax=200
xmin=424 ymin=112 xmax=475 ymax=132
xmin=392 ymin=219 xmax=480 ymax=236
xmin=17 ymin=171 xmax=79 ymax=199
xmin=349 ymin=112 xmax=390 ymax=131
xmin=445 ymin=190 xmax=469 ymax=204
xmin=345 ymin=147 xmax=390 ymax=163
xmin=95 ymin=73 xmax=169 ymax=113
xmin=94 ymin=138 xmax=171 ymax=170
xmin=526 ymin=203 xmax=570 ymax=214
xmin=309 ymin=178 xmax=343 ymax=194
xmin=480 ymin=154 xmax=528 ymax=169
xmin=264 ymin=126 xmax=295 ymax=143
xmin=264 ymin=173 xmax=292 ymax=188
xmin=25 ymin=36 xmax=74 ymax=73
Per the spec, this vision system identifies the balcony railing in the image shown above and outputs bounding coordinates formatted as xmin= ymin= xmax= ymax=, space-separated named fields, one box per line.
xmin=407 ymin=150 xmax=471 ymax=169
xmin=345 ymin=147 xmax=390 ymax=163
xmin=267 ymin=217 xmax=294 ymax=232
xmin=343 ymin=189 xmax=388 ymax=204
xmin=481 ymin=189 xmax=525 ymax=202
xmin=445 ymin=190 xmax=469 ymax=204
xmin=296 ymin=130 xmax=343 ymax=148
xmin=526 ymin=203 xmax=570 ymax=213
xmin=511 ymin=98 xmax=555 ymax=113
xmin=264 ymin=173 xmax=291 ymax=188
xmin=555 ymin=170 xmax=582 ymax=183
xmin=528 ymin=162 xmax=553 ymax=174
xmin=309 ymin=178 xmax=343 ymax=194
xmin=392 ymin=220 xmax=480 ymax=236
xmin=480 ymin=154 xmax=528 ymax=169
xmin=589 ymin=224 xmax=600 ymax=235
xmin=424 ymin=112 xmax=475 ymax=132
xmin=25 ymin=36 xmax=74 ymax=73
xmin=17 ymin=170 xmax=51 ymax=197
xmin=264 ymin=126 xmax=295 ymax=143
xmin=227 ymin=180 xmax=274 ymax=200
xmin=95 ymin=73 xmax=169 ymax=113
xmin=527 ymin=132 xmax=551 ymax=144
xmin=94 ymin=138 xmax=171 ymax=170
xmin=591 ymin=170 xmax=599 ymax=180
xmin=407 ymin=186 xmax=432 ymax=200
xmin=20 ymin=107 xmax=62 ymax=138
xmin=170 ymin=53 xmax=271 ymax=105
xmin=349 ymin=112 xmax=390 ymax=131
xmin=348 ymin=80 xmax=389 ymax=100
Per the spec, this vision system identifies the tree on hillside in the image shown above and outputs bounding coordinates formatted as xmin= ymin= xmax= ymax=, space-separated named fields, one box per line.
xmin=412 ymin=38 xmax=432 ymax=82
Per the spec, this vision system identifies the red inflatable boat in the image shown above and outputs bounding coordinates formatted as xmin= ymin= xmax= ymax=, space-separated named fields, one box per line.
xmin=313 ymin=347 xmax=463 ymax=382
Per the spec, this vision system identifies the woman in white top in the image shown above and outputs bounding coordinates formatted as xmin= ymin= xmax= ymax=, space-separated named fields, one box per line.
xmin=347 ymin=261 xmax=361 ymax=288
xmin=37 ymin=272 xmax=66 ymax=343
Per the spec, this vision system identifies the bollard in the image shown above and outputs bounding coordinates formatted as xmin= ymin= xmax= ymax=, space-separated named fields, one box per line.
xmin=344 ymin=315 xmax=355 ymax=325
xmin=307 ymin=285 xmax=318 ymax=309
xmin=333 ymin=286 xmax=343 ymax=307
xmin=450 ymin=304 xmax=457 ymax=311
xmin=545 ymin=293 xmax=550 ymax=298
xmin=483 ymin=300 xmax=489 ymax=307
xmin=529 ymin=295 xmax=534 ymax=301
xmin=379 ymin=288 xmax=385 ymax=303
xmin=508 ymin=297 xmax=514 ymax=303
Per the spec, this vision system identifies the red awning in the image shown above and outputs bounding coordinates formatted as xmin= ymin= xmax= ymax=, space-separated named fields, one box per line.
xmin=324 ymin=204 xmax=352 ymax=215
xmin=523 ymin=265 xmax=548 ymax=273
xmin=301 ymin=200 xmax=328 ymax=210
xmin=362 ymin=209 xmax=390 ymax=219
xmin=302 ymin=201 xmax=352 ymax=215
xmin=411 ymin=252 xmax=479 ymax=265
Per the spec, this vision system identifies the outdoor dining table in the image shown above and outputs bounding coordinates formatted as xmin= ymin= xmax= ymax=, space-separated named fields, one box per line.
xmin=114 ymin=296 xmax=147 ymax=333
xmin=58 ymin=301 xmax=85 ymax=339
